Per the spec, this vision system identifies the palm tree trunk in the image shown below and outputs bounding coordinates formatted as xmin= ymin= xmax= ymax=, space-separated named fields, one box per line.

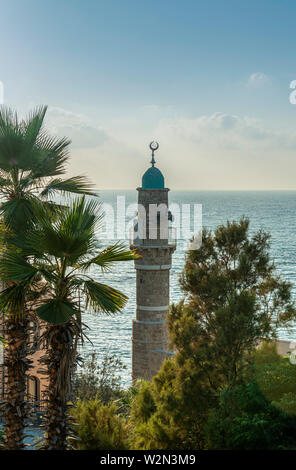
xmin=43 ymin=324 xmax=74 ymax=450
xmin=3 ymin=317 xmax=29 ymax=450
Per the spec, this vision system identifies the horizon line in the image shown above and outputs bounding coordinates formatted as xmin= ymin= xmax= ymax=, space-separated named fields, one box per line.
xmin=92 ymin=188 xmax=296 ymax=192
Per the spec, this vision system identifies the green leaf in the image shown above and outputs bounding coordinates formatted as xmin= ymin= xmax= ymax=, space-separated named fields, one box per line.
xmin=0 ymin=251 xmax=38 ymax=282
xmin=36 ymin=298 xmax=78 ymax=324
xmin=0 ymin=283 xmax=28 ymax=318
xmin=25 ymin=196 xmax=101 ymax=262
xmin=40 ymin=176 xmax=97 ymax=197
xmin=0 ymin=195 xmax=39 ymax=232
xmin=84 ymin=280 xmax=128 ymax=313
xmin=81 ymin=242 xmax=138 ymax=272
xmin=23 ymin=106 xmax=47 ymax=149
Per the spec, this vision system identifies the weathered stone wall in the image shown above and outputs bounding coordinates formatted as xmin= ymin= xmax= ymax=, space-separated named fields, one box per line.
xmin=137 ymin=188 xmax=169 ymax=247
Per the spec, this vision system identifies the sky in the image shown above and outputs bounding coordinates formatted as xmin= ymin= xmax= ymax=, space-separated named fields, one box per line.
xmin=0 ymin=0 xmax=296 ymax=189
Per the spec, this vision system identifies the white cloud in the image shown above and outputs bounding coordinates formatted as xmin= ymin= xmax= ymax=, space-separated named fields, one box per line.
xmin=156 ymin=112 xmax=296 ymax=149
xmin=247 ymin=72 xmax=270 ymax=88
xmin=42 ymin=105 xmax=296 ymax=190
xmin=45 ymin=107 xmax=108 ymax=148
xmin=151 ymin=112 xmax=296 ymax=190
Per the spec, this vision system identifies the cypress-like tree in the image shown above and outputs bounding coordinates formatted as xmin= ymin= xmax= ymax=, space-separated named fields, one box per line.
xmin=170 ymin=218 xmax=296 ymax=389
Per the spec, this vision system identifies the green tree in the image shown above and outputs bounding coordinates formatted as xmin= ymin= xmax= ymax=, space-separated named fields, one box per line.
xmin=130 ymin=219 xmax=296 ymax=450
xmin=71 ymin=399 xmax=128 ymax=450
xmin=170 ymin=218 xmax=295 ymax=390
xmin=130 ymin=357 xmax=214 ymax=449
xmin=0 ymin=106 xmax=95 ymax=450
xmin=251 ymin=342 xmax=296 ymax=415
xmin=0 ymin=196 xmax=137 ymax=449
xmin=205 ymin=382 xmax=296 ymax=450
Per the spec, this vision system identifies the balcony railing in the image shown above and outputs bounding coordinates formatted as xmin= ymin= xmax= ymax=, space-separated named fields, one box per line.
xmin=130 ymin=225 xmax=177 ymax=248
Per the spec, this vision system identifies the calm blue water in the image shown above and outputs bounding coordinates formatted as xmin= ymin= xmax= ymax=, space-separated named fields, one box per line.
xmin=80 ymin=190 xmax=296 ymax=386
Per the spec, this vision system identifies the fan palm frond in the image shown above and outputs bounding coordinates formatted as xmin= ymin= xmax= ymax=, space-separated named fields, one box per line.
xmin=83 ymin=279 xmax=128 ymax=313
xmin=0 ymin=283 xmax=29 ymax=318
xmin=81 ymin=241 xmax=138 ymax=272
xmin=0 ymin=195 xmax=38 ymax=231
xmin=41 ymin=176 xmax=97 ymax=197
xmin=0 ymin=251 xmax=38 ymax=282
xmin=36 ymin=298 xmax=78 ymax=324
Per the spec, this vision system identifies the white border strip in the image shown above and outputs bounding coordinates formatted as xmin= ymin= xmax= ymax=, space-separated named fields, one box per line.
xmin=137 ymin=305 xmax=168 ymax=311
xmin=151 ymin=349 xmax=176 ymax=355
xmin=132 ymin=339 xmax=168 ymax=344
xmin=136 ymin=264 xmax=171 ymax=270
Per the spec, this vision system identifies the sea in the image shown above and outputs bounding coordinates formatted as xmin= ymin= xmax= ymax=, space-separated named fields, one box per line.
xmin=79 ymin=190 xmax=296 ymax=386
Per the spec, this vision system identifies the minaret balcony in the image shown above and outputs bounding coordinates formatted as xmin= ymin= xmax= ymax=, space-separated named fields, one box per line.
xmin=129 ymin=225 xmax=177 ymax=249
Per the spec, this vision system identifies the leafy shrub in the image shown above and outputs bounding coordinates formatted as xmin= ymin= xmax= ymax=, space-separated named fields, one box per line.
xmin=71 ymin=399 xmax=128 ymax=450
xmin=205 ymin=383 xmax=296 ymax=450
xmin=114 ymin=385 xmax=139 ymax=418
xmin=72 ymin=352 xmax=126 ymax=404
xmin=130 ymin=358 xmax=214 ymax=450
xmin=252 ymin=342 xmax=296 ymax=415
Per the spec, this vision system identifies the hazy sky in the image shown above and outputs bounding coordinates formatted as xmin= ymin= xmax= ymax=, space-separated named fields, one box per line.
xmin=1 ymin=0 xmax=296 ymax=189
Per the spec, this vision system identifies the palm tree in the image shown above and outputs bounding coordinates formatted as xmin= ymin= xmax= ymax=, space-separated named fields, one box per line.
xmin=0 ymin=106 xmax=96 ymax=449
xmin=0 ymin=197 xmax=137 ymax=449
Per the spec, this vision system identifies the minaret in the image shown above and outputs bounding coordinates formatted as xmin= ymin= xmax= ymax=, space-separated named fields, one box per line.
xmin=130 ymin=142 xmax=176 ymax=381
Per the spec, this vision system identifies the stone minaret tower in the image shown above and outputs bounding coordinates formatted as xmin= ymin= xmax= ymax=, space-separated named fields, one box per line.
xmin=130 ymin=142 xmax=176 ymax=381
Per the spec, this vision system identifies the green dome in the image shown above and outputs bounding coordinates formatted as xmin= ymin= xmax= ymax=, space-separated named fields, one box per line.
xmin=142 ymin=166 xmax=165 ymax=189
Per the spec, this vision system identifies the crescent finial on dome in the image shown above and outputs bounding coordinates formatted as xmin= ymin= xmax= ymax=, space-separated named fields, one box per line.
xmin=149 ymin=141 xmax=159 ymax=167
xmin=142 ymin=142 xmax=164 ymax=189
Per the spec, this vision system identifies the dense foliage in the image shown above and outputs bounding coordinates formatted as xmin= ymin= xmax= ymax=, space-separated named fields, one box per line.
xmin=252 ymin=342 xmax=296 ymax=416
xmin=0 ymin=197 xmax=136 ymax=449
xmin=0 ymin=106 xmax=136 ymax=449
xmin=130 ymin=359 xmax=214 ymax=449
xmin=170 ymin=218 xmax=296 ymax=390
xmin=206 ymin=345 xmax=296 ymax=450
xmin=205 ymin=382 xmax=296 ymax=450
xmin=71 ymin=399 xmax=128 ymax=450
xmin=129 ymin=219 xmax=296 ymax=450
